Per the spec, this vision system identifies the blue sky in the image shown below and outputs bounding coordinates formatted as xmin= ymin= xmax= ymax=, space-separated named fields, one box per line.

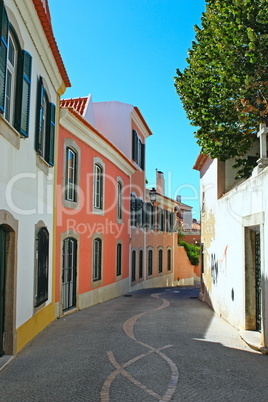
xmin=50 ymin=0 xmax=206 ymax=219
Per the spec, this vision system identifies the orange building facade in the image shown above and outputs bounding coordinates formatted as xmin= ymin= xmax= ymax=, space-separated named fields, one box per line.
xmin=55 ymin=104 xmax=135 ymax=315
xmin=55 ymin=96 xmax=199 ymax=315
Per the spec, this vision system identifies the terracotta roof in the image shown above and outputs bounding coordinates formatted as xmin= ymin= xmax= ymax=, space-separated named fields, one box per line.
xmin=32 ymin=0 xmax=71 ymax=88
xmin=60 ymin=97 xmax=88 ymax=115
xmin=193 ymin=153 xmax=209 ymax=171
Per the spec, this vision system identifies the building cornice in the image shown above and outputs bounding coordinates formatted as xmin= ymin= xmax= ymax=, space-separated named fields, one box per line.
xmin=131 ymin=107 xmax=153 ymax=138
xmin=14 ymin=0 xmax=71 ymax=95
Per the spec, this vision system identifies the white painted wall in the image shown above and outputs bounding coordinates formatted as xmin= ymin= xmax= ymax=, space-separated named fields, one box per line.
xmin=92 ymin=101 xmax=133 ymax=159
xmin=200 ymin=157 xmax=268 ymax=346
xmin=0 ymin=0 xmax=62 ymax=329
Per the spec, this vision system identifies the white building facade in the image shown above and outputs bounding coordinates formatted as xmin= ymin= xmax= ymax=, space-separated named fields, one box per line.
xmin=0 ymin=0 xmax=70 ymax=356
xmin=194 ymin=127 xmax=268 ymax=352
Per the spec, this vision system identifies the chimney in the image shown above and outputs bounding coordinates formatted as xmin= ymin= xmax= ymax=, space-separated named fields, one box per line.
xmin=156 ymin=170 xmax=165 ymax=195
xmin=176 ymin=195 xmax=181 ymax=203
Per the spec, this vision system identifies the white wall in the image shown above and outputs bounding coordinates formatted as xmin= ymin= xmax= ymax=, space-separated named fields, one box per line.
xmin=201 ymin=158 xmax=268 ymax=342
xmin=92 ymin=101 xmax=133 ymax=159
xmin=0 ymin=0 xmax=61 ymax=329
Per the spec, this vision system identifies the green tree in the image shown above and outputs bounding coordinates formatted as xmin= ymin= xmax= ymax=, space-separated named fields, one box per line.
xmin=179 ymin=240 xmax=200 ymax=266
xmin=175 ymin=0 xmax=268 ymax=176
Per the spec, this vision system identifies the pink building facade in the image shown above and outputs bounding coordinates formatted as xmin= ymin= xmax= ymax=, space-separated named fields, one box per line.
xmin=55 ymin=95 xmax=200 ymax=315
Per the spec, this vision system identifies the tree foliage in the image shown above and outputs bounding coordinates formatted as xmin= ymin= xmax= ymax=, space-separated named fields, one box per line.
xmin=179 ymin=240 xmax=200 ymax=266
xmin=174 ymin=0 xmax=268 ymax=170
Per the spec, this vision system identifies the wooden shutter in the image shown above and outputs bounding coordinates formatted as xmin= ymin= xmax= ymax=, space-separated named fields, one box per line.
xmin=130 ymin=194 xmax=136 ymax=226
xmin=0 ymin=1 xmax=8 ymax=113
xmin=132 ymin=129 xmax=138 ymax=162
xmin=141 ymin=142 xmax=145 ymax=170
xmin=46 ymin=102 xmax=55 ymax=165
xmin=170 ymin=212 xmax=175 ymax=232
xmin=15 ymin=50 xmax=32 ymax=137
xmin=35 ymin=77 xmax=45 ymax=154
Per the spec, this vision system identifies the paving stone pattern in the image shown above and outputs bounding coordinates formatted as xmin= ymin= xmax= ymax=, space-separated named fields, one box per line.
xmin=1 ymin=286 xmax=268 ymax=401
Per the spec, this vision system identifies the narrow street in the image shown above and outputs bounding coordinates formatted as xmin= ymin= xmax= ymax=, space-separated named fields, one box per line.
xmin=1 ymin=286 xmax=267 ymax=401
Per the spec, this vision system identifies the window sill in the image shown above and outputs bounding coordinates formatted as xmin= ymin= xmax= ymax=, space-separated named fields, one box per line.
xmin=116 ymin=274 xmax=122 ymax=281
xmin=36 ymin=154 xmax=51 ymax=175
xmin=34 ymin=299 xmax=48 ymax=314
xmin=93 ymin=208 xmax=104 ymax=216
xmin=63 ymin=199 xmax=79 ymax=209
xmin=92 ymin=279 xmax=102 ymax=289
xmin=0 ymin=116 xmax=20 ymax=150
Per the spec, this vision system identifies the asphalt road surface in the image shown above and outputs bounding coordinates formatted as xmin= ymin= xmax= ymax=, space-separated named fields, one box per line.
xmin=1 ymin=286 xmax=268 ymax=401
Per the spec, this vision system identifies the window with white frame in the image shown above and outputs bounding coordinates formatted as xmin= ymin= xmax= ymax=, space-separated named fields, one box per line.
xmin=148 ymin=248 xmax=153 ymax=276
xmin=0 ymin=3 xmax=32 ymax=137
xmin=116 ymin=243 xmax=122 ymax=276
xmin=158 ymin=248 xmax=163 ymax=274
xmin=167 ymin=248 xmax=172 ymax=271
xmin=131 ymin=249 xmax=136 ymax=282
xmin=132 ymin=129 xmax=145 ymax=170
xmin=35 ymin=77 xmax=55 ymax=166
xmin=93 ymin=237 xmax=102 ymax=281
xmin=94 ymin=163 xmax=103 ymax=209
xmin=65 ymin=147 xmax=77 ymax=202
xmin=139 ymin=249 xmax=143 ymax=279
xmin=117 ymin=181 xmax=122 ymax=220
xmin=35 ymin=227 xmax=49 ymax=307
xmin=5 ymin=32 xmax=17 ymax=124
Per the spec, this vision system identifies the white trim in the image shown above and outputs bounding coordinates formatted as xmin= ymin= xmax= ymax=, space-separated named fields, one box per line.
xmin=14 ymin=0 xmax=64 ymax=92
xmin=131 ymin=109 xmax=151 ymax=139
xmin=60 ymin=108 xmax=135 ymax=176
xmin=93 ymin=157 xmax=105 ymax=215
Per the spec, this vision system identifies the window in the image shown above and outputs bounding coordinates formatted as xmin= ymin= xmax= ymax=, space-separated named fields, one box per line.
xmin=169 ymin=211 xmax=175 ymax=233
xmin=135 ymin=199 xmax=143 ymax=227
xmin=167 ymin=249 xmax=172 ymax=271
xmin=94 ymin=164 xmax=103 ymax=209
xmin=65 ymin=147 xmax=77 ymax=202
xmin=5 ymin=32 xmax=17 ymax=124
xmin=143 ymin=203 xmax=152 ymax=230
xmin=35 ymin=227 xmax=49 ymax=307
xmin=116 ymin=243 xmax=122 ymax=276
xmin=35 ymin=77 xmax=55 ymax=165
xmin=132 ymin=129 xmax=145 ymax=170
xmin=139 ymin=249 xmax=143 ymax=279
xmin=93 ymin=238 xmax=102 ymax=281
xmin=158 ymin=249 xmax=163 ymax=274
xmin=148 ymin=249 xmax=153 ymax=276
xmin=117 ymin=181 xmax=122 ymax=220
xmin=0 ymin=2 xmax=32 ymax=137
xmin=157 ymin=207 xmax=165 ymax=232
xmin=62 ymin=237 xmax=77 ymax=311
xmin=131 ymin=250 xmax=136 ymax=282
xmin=130 ymin=194 xmax=143 ymax=227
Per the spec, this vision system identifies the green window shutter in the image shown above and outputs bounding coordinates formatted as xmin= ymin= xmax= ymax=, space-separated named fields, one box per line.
xmin=14 ymin=50 xmax=32 ymax=137
xmin=170 ymin=212 xmax=175 ymax=232
xmin=132 ymin=129 xmax=138 ymax=162
xmin=0 ymin=1 xmax=8 ymax=113
xmin=46 ymin=102 xmax=55 ymax=166
xmin=35 ymin=77 xmax=45 ymax=154
xmin=141 ymin=142 xmax=145 ymax=170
